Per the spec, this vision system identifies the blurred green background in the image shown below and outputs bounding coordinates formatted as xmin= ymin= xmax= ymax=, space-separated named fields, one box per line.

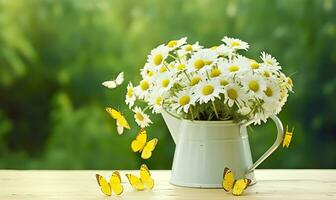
xmin=0 ymin=0 xmax=335 ymax=170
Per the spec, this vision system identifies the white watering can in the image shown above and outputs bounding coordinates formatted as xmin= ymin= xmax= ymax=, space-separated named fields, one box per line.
xmin=162 ymin=110 xmax=284 ymax=188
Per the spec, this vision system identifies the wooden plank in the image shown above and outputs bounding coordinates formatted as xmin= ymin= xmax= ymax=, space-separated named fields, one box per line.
xmin=0 ymin=170 xmax=335 ymax=200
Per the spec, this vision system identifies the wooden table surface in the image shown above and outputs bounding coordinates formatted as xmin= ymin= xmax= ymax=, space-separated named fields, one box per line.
xmin=0 ymin=170 xmax=335 ymax=200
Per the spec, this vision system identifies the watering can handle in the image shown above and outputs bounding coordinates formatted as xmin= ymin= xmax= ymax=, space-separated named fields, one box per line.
xmin=246 ymin=115 xmax=284 ymax=174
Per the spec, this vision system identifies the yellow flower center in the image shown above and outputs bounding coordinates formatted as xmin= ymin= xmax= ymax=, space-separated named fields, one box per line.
xmin=161 ymin=79 xmax=170 ymax=87
xmin=153 ymin=54 xmax=163 ymax=66
xmin=266 ymin=60 xmax=273 ymax=65
xmin=287 ymin=77 xmax=293 ymax=86
xmin=211 ymin=46 xmax=218 ymax=50
xmin=220 ymin=79 xmax=229 ymax=86
xmin=263 ymin=71 xmax=270 ymax=78
xmin=179 ymin=95 xmax=190 ymax=106
xmin=159 ymin=66 xmax=167 ymax=73
xmin=167 ymin=40 xmax=177 ymax=48
xmin=250 ymin=61 xmax=260 ymax=69
xmin=194 ymin=59 xmax=205 ymax=69
xmin=127 ymin=88 xmax=133 ymax=97
xmin=147 ymin=70 xmax=154 ymax=77
xmin=190 ymin=77 xmax=201 ymax=86
xmin=140 ymin=80 xmax=149 ymax=91
xmin=210 ymin=68 xmax=221 ymax=77
xmin=202 ymin=85 xmax=214 ymax=96
xmin=136 ymin=113 xmax=144 ymax=121
xmin=177 ymin=64 xmax=185 ymax=70
xmin=227 ymin=88 xmax=238 ymax=99
xmin=185 ymin=44 xmax=193 ymax=51
xmin=248 ymin=80 xmax=260 ymax=92
xmin=155 ymin=96 xmax=162 ymax=105
xmin=231 ymin=41 xmax=240 ymax=47
xmin=265 ymin=87 xmax=273 ymax=97
xmin=228 ymin=65 xmax=239 ymax=72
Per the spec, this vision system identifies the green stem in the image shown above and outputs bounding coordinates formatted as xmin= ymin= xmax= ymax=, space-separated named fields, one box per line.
xmin=206 ymin=71 xmax=210 ymax=80
xmin=184 ymin=71 xmax=191 ymax=82
xmin=212 ymin=101 xmax=219 ymax=119
xmin=163 ymin=61 xmax=171 ymax=71
xmin=143 ymin=105 xmax=151 ymax=112
xmin=168 ymin=53 xmax=177 ymax=60
xmin=189 ymin=106 xmax=195 ymax=120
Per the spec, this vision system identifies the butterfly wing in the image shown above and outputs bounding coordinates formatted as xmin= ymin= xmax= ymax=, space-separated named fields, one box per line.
xmin=283 ymin=126 xmax=294 ymax=148
xmin=116 ymin=121 xmax=124 ymax=135
xmin=106 ymin=107 xmax=130 ymax=130
xmin=141 ymin=138 xmax=158 ymax=159
xmin=102 ymin=81 xmax=117 ymax=89
xmin=102 ymin=72 xmax=124 ymax=89
xmin=105 ymin=107 xmax=120 ymax=120
xmin=283 ymin=133 xmax=292 ymax=148
xmin=125 ymin=174 xmax=145 ymax=191
xmin=140 ymin=164 xmax=154 ymax=189
xmin=131 ymin=129 xmax=147 ymax=153
xmin=96 ymin=174 xmax=112 ymax=196
xmin=115 ymin=72 xmax=124 ymax=85
xmin=116 ymin=115 xmax=130 ymax=129
xmin=232 ymin=179 xmax=251 ymax=196
xmin=110 ymin=171 xmax=123 ymax=195
xmin=222 ymin=167 xmax=235 ymax=192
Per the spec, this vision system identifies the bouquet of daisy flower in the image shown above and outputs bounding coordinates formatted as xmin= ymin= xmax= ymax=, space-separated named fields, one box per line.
xmin=125 ymin=36 xmax=293 ymax=127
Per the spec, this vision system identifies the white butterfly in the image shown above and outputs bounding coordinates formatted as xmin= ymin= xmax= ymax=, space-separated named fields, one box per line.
xmin=102 ymin=72 xmax=124 ymax=89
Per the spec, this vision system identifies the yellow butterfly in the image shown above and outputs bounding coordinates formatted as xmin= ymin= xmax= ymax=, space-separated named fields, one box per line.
xmin=131 ymin=129 xmax=158 ymax=159
xmin=283 ymin=126 xmax=294 ymax=148
xmin=125 ymin=164 xmax=154 ymax=191
xmin=222 ymin=167 xmax=251 ymax=196
xmin=105 ymin=107 xmax=130 ymax=135
xmin=95 ymin=171 xmax=123 ymax=196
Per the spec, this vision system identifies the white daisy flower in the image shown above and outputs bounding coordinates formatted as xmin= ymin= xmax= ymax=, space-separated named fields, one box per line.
xmin=212 ymin=44 xmax=234 ymax=57
xmin=166 ymin=37 xmax=187 ymax=50
xmin=156 ymin=71 xmax=175 ymax=93
xmin=133 ymin=106 xmax=152 ymax=128
xmin=222 ymin=36 xmax=249 ymax=50
xmin=215 ymin=73 xmax=233 ymax=87
xmin=263 ymin=80 xmax=281 ymax=102
xmin=125 ymin=82 xmax=136 ymax=108
xmin=147 ymin=44 xmax=169 ymax=67
xmin=256 ymin=64 xmax=279 ymax=79
xmin=134 ymin=79 xmax=152 ymax=100
xmin=187 ymin=49 xmax=217 ymax=73
xmin=248 ymin=59 xmax=261 ymax=70
xmin=172 ymin=61 xmax=187 ymax=73
xmin=171 ymin=89 xmax=196 ymax=113
xmin=224 ymin=83 xmax=247 ymax=107
xmin=262 ymin=98 xmax=281 ymax=115
xmin=149 ymin=92 xmax=164 ymax=114
xmin=279 ymin=72 xmax=294 ymax=92
xmin=140 ymin=63 xmax=156 ymax=80
xmin=194 ymin=80 xmax=224 ymax=104
xmin=253 ymin=112 xmax=269 ymax=125
xmin=278 ymin=89 xmax=289 ymax=112
xmin=242 ymin=73 xmax=266 ymax=98
xmin=260 ymin=52 xmax=281 ymax=70
xmin=177 ymin=42 xmax=203 ymax=57
xmin=219 ymin=56 xmax=249 ymax=75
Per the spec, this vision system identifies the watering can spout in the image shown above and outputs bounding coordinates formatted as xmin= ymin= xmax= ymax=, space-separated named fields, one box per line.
xmin=162 ymin=110 xmax=181 ymax=144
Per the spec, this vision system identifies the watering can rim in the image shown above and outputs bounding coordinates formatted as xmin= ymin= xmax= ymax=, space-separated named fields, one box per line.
xmin=162 ymin=109 xmax=250 ymax=126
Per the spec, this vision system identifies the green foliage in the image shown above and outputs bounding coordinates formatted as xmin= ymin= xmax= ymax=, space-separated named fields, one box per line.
xmin=0 ymin=0 xmax=335 ymax=169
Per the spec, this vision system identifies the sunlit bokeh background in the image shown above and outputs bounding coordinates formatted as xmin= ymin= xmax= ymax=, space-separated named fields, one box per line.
xmin=0 ymin=0 xmax=335 ymax=169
